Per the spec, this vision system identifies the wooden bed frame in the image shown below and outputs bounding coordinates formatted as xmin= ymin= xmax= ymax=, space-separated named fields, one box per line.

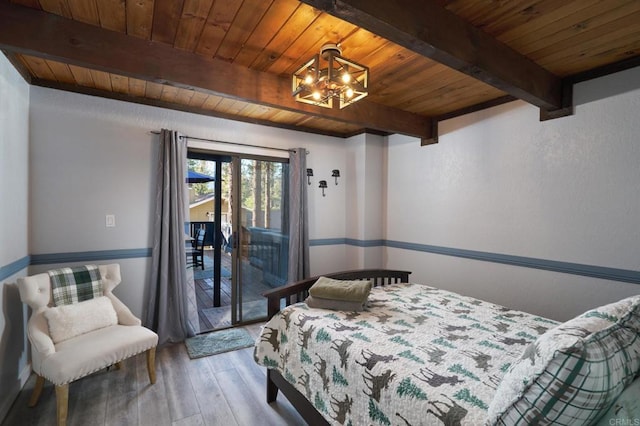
xmin=261 ymin=269 xmax=411 ymax=425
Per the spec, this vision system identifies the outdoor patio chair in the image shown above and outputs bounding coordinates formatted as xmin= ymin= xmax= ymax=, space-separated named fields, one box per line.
xmin=17 ymin=263 xmax=158 ymax=426
xmin=186 ymin=228 xmax=205 ymax=269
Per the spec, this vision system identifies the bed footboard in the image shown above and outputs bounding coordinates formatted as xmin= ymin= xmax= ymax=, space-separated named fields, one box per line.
xmin=262 ymin=268 xmax=411 ymax=318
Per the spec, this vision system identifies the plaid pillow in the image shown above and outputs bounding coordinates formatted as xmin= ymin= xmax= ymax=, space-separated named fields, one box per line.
xmin=487 ymin=295 xmax=640 ymax=426
xmin=593 ymin=376 xmax=640 ymax=425
xmin=48 ymin=265 xmax=103 ymax=306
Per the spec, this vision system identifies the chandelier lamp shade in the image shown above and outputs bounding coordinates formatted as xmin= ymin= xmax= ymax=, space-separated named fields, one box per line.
xmin=292 ymin=43 xmax=369 ymax=109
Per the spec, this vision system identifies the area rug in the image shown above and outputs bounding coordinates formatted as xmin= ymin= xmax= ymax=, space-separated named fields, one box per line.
xmin=184 ymin=328 xmax=255 ymax=359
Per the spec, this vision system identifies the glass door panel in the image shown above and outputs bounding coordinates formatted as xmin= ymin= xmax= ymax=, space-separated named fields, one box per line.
xmin=186 ymin=154 xmax=233 ymax=332
xmin=232 ymin=158 xmax=289 ymax=323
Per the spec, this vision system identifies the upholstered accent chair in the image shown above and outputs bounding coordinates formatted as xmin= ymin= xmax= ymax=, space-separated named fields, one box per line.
xmin=17 ymin=263 xmax=158 ymax=426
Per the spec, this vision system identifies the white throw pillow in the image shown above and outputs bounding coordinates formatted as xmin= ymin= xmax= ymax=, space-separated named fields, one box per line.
xmin=44 ymin=296 xmax=118 ymax=343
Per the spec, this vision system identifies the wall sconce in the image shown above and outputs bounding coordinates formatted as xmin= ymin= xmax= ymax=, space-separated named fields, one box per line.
xmin=306 ymin=168 xmax=313 ymax=185
xmin=319 ymin=180 xmax=328 ymax=196
xmin=331 ymin=169 xmax=340 ymax=185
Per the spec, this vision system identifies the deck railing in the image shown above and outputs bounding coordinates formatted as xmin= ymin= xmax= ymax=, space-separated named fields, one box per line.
xmin=247 ymin=227 xmax=289 ymax=288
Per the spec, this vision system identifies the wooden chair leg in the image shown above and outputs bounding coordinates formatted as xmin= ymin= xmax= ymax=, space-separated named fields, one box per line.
xmin=55 ymin=384 xmax=69 ymax=426
xmin=28 ymin=375 xmax=45 ymax=407
xmin=146 ymin=347 xmax=156 ymax=384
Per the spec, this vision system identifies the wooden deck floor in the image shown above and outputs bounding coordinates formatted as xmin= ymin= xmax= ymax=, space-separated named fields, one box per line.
xmin=190 ymin=251 xmax=274 ymax=333
xmin=2 ymin=324 xmax=305 ymax=426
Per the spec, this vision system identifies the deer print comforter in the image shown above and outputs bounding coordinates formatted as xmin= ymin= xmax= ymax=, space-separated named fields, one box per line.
xmin=254 ymin=282 xmax=559 ymax=426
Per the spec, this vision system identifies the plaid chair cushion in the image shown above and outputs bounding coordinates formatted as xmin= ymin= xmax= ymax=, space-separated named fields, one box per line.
xmin=487 ymin=295 xmax=640 ymax=426
xmin=48 ymin=265 xmax=103 ymax=306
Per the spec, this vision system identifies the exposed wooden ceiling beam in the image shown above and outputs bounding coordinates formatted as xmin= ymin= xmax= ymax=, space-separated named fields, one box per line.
xmin=1 ymin=51 xmax=32 ymax=84
xmin=0 ymin=2 xmax=434 ymax=140
xmin=31 ymin=79 xmax=352 ymax=138
xmin=300 ymin=0 xmax=567 ymax=113
xmin=436 ymin=95 xmax=517 ymax=122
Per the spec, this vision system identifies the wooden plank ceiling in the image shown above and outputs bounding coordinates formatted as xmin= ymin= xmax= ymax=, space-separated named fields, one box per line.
xmin=1 ymin=0 xmax=639 ymax=143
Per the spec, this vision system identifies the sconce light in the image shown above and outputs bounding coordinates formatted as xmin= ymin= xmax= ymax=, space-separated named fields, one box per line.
xmin=319 ymin=180 xmax=328 ymax=196
xmin=331 ymin=169 xmax=340 ymax=185
xmin=306 ymin=168 xmax=314 ymax=185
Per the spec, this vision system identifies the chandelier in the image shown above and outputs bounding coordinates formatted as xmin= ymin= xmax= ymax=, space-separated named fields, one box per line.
xmin=292 ymin=43 xmax=369 ymax=109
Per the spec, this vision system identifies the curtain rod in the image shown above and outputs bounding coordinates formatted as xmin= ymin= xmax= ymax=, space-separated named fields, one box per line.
xmin=150 ymin=131 xmax=303 ymax=154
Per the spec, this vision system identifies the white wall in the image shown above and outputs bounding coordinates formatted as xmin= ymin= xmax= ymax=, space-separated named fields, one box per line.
xmin=345 ymin=133 xmax=384 ymax=268
xmin=0 ymin=54 xmax=31 ymax=422
xmin=386 ymin=67 xmax=640 ymax=321
xmin=27 ymin=87 xmax=354 ymax=315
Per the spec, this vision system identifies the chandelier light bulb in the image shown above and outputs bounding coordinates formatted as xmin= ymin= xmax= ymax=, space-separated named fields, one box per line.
xmin=312 ymin=91 xmax=321 ymax=100
xmin=341 ymin=73 xmax=351 ymax=84
xmin=304 ymin=74 xmax=314 ymax=85
xmin=345 ymin=87 xmax=354 ymax=98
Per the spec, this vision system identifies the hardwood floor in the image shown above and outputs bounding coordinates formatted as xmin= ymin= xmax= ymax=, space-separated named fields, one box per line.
xmin=2 ymin=324 xmax=306 ymax=426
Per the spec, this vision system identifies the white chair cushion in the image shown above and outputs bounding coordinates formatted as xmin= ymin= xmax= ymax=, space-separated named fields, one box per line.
xmin=41 ymin=324 xmax=158 ymax=385
xmin=44 ymin=296 xmax=118 ymax=343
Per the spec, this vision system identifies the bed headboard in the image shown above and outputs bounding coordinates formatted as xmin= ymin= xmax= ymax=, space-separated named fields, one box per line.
xmin=262 ymin=269 xmax=411 ymax=318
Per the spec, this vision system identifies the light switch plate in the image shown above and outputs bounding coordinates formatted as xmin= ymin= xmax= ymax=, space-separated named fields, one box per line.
xmin=106 ymin=214 xmax=116 ymax=227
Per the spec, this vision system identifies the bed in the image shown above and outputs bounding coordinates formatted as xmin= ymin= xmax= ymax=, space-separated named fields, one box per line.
xmin=254 ymin=269 xmax=640 ymax=426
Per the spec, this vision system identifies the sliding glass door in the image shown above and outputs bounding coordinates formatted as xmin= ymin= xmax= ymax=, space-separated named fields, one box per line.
xmin=187 ymin=150 xmax=289 ymax=331
xmin=231 ymin=157 xmax=289 ymax=324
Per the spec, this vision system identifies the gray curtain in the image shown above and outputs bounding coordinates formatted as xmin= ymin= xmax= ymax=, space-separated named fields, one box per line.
xmin=287 ymin=148 xmax=310 ymax=282
xmin=145 ymin=129 xmax=194 ymax=345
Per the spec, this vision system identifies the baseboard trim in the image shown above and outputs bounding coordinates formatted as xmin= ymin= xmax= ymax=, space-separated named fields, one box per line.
xmin=19 ymin=362 xmax=31 ymax=388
